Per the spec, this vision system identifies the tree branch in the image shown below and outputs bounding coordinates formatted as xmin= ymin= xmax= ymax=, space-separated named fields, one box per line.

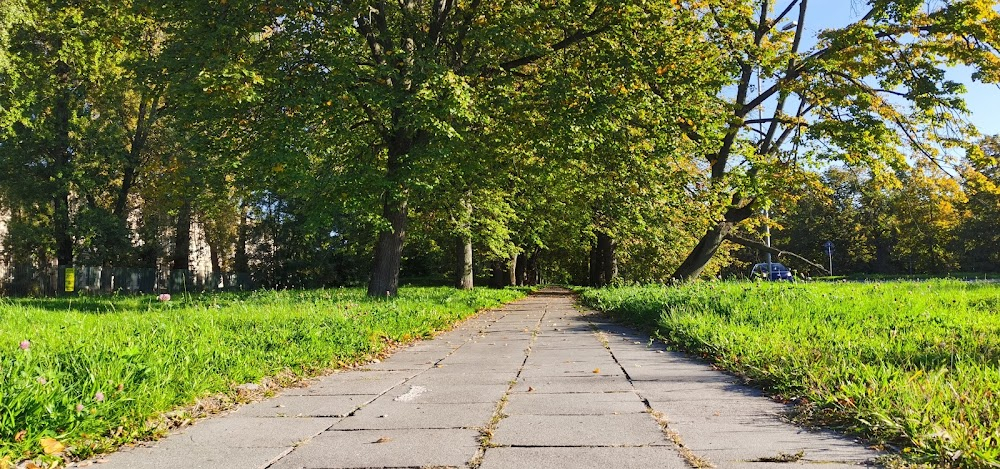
xmin=724 ymin=233 xmax=831 ymax=274
xmin=490 ymin=25 xmax=610 ymax=74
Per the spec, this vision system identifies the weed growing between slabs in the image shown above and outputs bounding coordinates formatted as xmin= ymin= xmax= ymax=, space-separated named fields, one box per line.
xmin=581 ymin=281 xmax=1000 ymax=468
xmin=0 ymin=287 xmax=525 ymax=465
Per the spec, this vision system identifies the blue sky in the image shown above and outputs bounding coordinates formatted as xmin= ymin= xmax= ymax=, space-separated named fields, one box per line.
xmin=804 ymin=2 xmax=1000 ymax=136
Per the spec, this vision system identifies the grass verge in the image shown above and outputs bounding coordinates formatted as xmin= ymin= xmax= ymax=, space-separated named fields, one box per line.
xmin=0 ymin=287 xmax=525 ymax=466
xmin=580 ymin=280 xmax=1000 ymax=468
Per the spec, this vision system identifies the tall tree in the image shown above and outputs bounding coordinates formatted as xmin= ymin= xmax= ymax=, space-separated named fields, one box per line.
xmin=669 ymin=0 xmax=1000 ymax=280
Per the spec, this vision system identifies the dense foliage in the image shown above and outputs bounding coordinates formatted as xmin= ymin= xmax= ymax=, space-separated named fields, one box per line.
xmin=581 ymin=281 xmax=1000 ymax=467
xmin=749 ymin=137 xmax=1000 ymax=278
xmin=2 ymin=1 xmax=1000 ymax=291
xmin=0 ymin=287 xmax=524 ymax=464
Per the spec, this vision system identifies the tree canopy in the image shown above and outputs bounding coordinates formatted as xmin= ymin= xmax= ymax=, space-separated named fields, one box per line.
xmin=2 ymin=0 xmax=1000 ymax=295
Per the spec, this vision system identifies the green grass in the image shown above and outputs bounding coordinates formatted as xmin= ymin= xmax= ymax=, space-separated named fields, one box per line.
xmin=580 ymin=281 xmax=1000 ymax=468
xmin=0 ymin=287 xmax=525 ymax=465
xmin=814 ymin=272 xmax=1000 ymax=281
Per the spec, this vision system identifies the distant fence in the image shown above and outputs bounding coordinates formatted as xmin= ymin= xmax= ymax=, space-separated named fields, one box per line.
xmin=0 ymin=265 xmax=254 ymax=297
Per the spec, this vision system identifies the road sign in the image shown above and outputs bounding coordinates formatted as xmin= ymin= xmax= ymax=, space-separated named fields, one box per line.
xmin=64 ymin=268 xmax=75 ymax=292
xmin=822 ymin=241 xmax=834 ymax=276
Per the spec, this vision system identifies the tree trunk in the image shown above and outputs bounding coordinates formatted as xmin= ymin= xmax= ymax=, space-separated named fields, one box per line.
xmin=524 ymin=250 xmax=540 ymax=286
xmin=209 ymin=235 xmax=222 ymax=290
xmin=515 ymin=252 xmax=526 ymax=286
xmin=454 ymin=236 xmax=473 ymax=290
xmin=597 ymin=231 xmax=617 ymax=285
xmin=169 ymin=202 xmax=192 ymax=292
xmin=367 ymin=125 xmax=415 ymax=297
xmin=672 ymin=221 xmax=735 ymax=281
xmin=114 ymin=93 xmax=159 ymax=220
xmin=490 ymin=260 xmax=507 ymax=289
xmin=453 ymin=197 xmax=473 ymax=290
xmin=589 ymin=241 xmax=602 ymax=286
xmin=507 ymin=255 xmax=518 ymax=287
xmin=52 ymin=59 xmax=73 ymax=270
xmin=209 ymin=241 xmax=222 ymax=275
xmin=367 ymin=196 xmax=408 ymax=297
xmin=100 ymin=263 xmax=113 ymax=293
xmin=235 ymin=203 xmax=249 ymax=273
xmin=873 ymin=235 xmax=893 ymax=274
xmin=172 ymin=202 xmax=192 ymax=271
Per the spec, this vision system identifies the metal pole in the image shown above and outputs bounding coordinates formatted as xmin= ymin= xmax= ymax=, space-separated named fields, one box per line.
xmin=764 ymin=208 xmax=772 ymax=266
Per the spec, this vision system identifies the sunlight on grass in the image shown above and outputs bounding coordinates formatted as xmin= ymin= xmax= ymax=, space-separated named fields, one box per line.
xmin=581 ymin=281 xmax=1000 ymax=468
xmin=0 ymin=287 xmax=524 ymax=465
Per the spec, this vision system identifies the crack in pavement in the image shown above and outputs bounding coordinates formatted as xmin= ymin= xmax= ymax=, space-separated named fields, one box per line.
xmin=469 ymin=300 xmax=549 ymax=468
xmin=586 ymin=316 xmax=714 ymax=469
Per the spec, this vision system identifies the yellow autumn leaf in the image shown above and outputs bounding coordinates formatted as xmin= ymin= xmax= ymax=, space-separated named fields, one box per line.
xmin=39 ymin=437 xmax=65 ymax=455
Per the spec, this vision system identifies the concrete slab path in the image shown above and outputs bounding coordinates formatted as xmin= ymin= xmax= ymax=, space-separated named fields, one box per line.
xmin=90 ymin=288 xmax=880 ymax=468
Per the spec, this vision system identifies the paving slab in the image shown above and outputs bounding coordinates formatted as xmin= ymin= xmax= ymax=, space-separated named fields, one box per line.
xmin=160 ymin=417 xmax=338 ymax=448
xmin=269 ymin=428 xmax=481 ymax=468
xmin=330 ymin=400 xmax=496 ymax=430
xmin=406 ymin=369 xmax=518 ymax=386
xmin=382 ymin=383 xmax=510 ymax=404
xmin=96 ymin=443 xmax=291 ymax=469
xmin=513 ymin=375 xmax=635 ymax=394
xmin=491 ymin=414 xmax=669 ymax=447
xmin=596 ymin=321 xmax=881 ymax=468
xmin=479 ymin=447 xmax=688 ymax=469
xmin=235 ymin=394 xmax=376 ymax=418
xmin=503 ymin=391 xmax=648 ymax=415
xmin=282 ymin=370 xmax=414 ymax=396
xmin=86 ymin=288 xmax=883 ymax=469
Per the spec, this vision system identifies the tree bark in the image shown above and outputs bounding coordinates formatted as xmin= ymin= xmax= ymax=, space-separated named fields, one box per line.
xmin=100 ymin=263 xmax=113 ymax=293
xmin=235 ymin=203 xmax=249 ymax=273
xmin=454 ymin=236 xmax=473 ymax=289
xmin=367 ymin=195 xmax=408 ymax=297
xmin=524 ymin=250 xmax=540 ymax=286
xmin=113 ymin=92 xmax=159 ymax=219
xmin=172 ymin=202 xmax=192 ymax=271
xmin=515 ymin=252 xmax=526 ymax=286
xmin=169 ymin=202 xmax=192 ymax=292
xmin=597 ymin=231 xmax=617 ymax=285
xmin=589 ymin=241 xmax=602 ymax=286
xmin=673 ymin=199 xmax=758 ymax=281
xmin=367 ymin=114 xmax=418 ymax=297
xmin=453 ymin=197 xmax=473 ymax=290
xmin=672 ymin=222 xmax=735 ymax=281
xmin=490 ymin=260 xmax=507 ymax=289
xmin=52 ymin=59 xmax=73 ymax=270
xmin=504 ymin=255 xmax=516 ymax=287
xmin=873 ymin=235 xmax=893 ymax=274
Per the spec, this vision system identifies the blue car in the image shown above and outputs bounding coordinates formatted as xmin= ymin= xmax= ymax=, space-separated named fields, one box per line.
xmin=750 ymin=262 xmax=794 ymax=281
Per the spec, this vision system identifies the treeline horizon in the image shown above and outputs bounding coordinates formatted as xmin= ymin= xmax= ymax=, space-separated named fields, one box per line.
xmin=2 ymin=1 xmax=1000 ymax=295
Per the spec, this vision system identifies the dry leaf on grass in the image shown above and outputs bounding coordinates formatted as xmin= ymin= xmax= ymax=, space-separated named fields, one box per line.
xmin=39 ymin=437 xmax=66 ymax=455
